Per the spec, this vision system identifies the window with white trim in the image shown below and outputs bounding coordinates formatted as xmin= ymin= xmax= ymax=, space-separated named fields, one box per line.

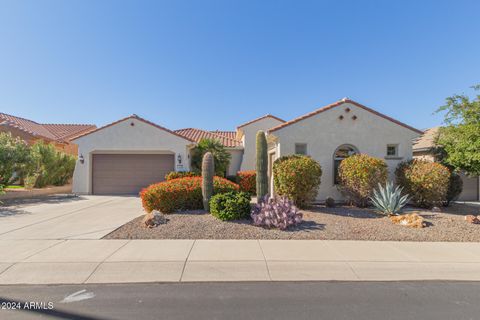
xmin=386 ymin=144 xmax=398 ymax=157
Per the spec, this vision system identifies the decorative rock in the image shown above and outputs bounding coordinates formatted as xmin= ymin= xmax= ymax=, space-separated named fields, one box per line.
xmin=390 ymin=213 xmax=426 ymax=228
xmin=465 ymin=215 xmax=480 ymax=224
xmin=431 ymin=207 xmax=441 ymax=212
xmin=325 ymin=197 xmax=335 ymax=208
xmin=143 ymin=210 xmax=167 ymax=228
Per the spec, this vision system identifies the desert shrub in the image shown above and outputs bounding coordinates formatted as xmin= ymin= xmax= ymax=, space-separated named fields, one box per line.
xmin=29 ymin=142 xmax=76 ymax=187
xmin=337 ymin=154 xmax=388 ymax=207
xmin=273 ymin=155 xmax=322 ymax=208
xmin=325 ymin=196 xmax=335 ymax=208
xmin=140 ymin=176 xmax=239 ymax=213
xmin=395 ymin=159 xmax=450 ymax=208
xmin=0 ymin=132 xmax=31 ymax=185
xmin=370 ymin=182 xmax=409 ymax=215
xmin=165 ymin=171 xmax=199 ymax=181
xmin=210 ymin=191 xmax=251 ymax=221
xmin=236 ymin=170 xmax=256 ymax=195
xmin=251 ymin=196 xmax=302 ymax=230
xmin=444 ymin=171 xmax=463 ymax=206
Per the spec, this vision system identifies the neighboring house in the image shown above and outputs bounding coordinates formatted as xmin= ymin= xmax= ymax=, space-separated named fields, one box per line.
xmin=0 ymin=112 xmax=96 ymax=155
xmin=413 ymin=127 xmax=479 ymax=201
xmin=72 ymin=98 xmax=421 ymax=198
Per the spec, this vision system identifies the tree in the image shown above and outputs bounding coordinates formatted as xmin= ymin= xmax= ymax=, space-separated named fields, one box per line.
xmin=191 ymin=138 xmax=231 ymax=177
xmin=0 ymin=132 xmax=31 ymax=185
xmin=435 ymin=85 xmax=480 ymax=176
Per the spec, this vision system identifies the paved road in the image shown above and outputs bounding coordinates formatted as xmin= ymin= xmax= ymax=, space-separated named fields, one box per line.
xmin=0 ymin=196 xmax=142 ymax=240
xmin=1 ymin=281 xmax=479 ymax=320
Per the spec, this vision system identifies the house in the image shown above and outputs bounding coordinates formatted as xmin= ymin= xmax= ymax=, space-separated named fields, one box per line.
xmin=413 ymin=127 xmax=479 ymax=201
xmin=0 ymin=112 xmax=96 ymax=156
xmin=266 ymin=98 xmax=422 ymax=200
xmin=72 ymin=98 xmax=422 ymax=198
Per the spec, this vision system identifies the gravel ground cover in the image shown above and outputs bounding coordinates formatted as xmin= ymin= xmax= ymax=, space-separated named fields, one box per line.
xmin=104 ymin=203 xmax=480 ymax=241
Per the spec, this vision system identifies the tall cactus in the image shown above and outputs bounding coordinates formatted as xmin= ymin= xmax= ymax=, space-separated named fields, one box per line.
xmin=256 ymin=130 xmax=268 ymax=200
xmin=202 ymin=152 xmax=215 ymax=211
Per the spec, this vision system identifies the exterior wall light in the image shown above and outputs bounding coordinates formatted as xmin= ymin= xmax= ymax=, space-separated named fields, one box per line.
xmin=79 ymin=154 xmax=84 ymax=164
xmin=177 ymin=154 xmax=182 ymax=165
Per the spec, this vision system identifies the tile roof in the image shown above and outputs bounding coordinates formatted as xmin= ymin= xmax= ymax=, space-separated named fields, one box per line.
xmin=71 ymin=114 xmax=195 ymax=142
xmin=413 ymin=127 xmax=440 ymax=151
xmin=268 ymin=98 xmax=423 ymax=134
xmin=236 ymin=114 xmax=286 ymax=129
xmin=175 ymin=128 xmax=243 ymax=147
xmin=0 ymin=112 xmax=96 ymax=142
xmin=210 ymin=130 xmax=237 ymax=140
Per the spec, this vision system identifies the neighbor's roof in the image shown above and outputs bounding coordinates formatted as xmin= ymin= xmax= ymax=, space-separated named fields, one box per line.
xmin=0 ymin=112 xmax=96 ymax=142
xmin=71 ymin=114 xmax=195 ymax=142
xmin=413 ymin=127 xmax=440 ymax=151
xmin=268 ymin=98 xmax=423 ymax=134
xmin=175 ymin=128 xmax=243 ymax=147
xmin=236 ymin=114 xmax=286 ymax=129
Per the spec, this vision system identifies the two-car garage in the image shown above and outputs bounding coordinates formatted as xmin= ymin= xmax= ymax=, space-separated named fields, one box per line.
xmin=91 ymin=154 xmax=174 ymax=195
xmin=72 ymin=115 xmax=194 ymax=195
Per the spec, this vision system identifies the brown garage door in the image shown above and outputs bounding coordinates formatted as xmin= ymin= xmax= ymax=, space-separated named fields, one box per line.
xmin=92 ymin=154 xmax=174 ymax=195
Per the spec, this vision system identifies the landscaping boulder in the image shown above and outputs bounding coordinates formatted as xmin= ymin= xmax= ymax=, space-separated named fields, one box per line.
xmin=143 ymin=210 xmax=167 ymax=228
xmin=465 ymin=215 xmax=480 ymax=224
xmin=390 ymin=213 xmax=426 ymax=228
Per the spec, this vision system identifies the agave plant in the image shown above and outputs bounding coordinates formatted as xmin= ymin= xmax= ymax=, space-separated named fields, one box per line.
xmin=370 ymin=181 xmax=409 ymax=216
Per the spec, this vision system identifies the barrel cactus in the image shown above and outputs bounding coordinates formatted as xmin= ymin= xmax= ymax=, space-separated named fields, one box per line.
xmin=256 ymin=130 xmax=268 ymax=201
xmin=202 ymin=152 xmax=215 ymax=211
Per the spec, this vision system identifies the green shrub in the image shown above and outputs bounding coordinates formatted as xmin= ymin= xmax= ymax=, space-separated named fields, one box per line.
xmin=237 ymin=170 xmax=256 ymax=195
xmin=444 ymin=171 xmax=463 ymax=206
xmin=338 ymin=154 xmax=388 ymax=207
xmin=140 ymin=176 xmax=239 ymax=213
xmin=29 ymin=142 xmax=76 ymax=187
xmin=0 ymin=132 xmax=31 ymax=185
xmin=165 ymin=171 xmax=199 ymax=181
xmin=210 ymin=191 xmax=251 ymax=220
xmin=273 ymin=155 xmax=322 ymax=208
xmin=395 ymin=159 xmax=450 ymax=208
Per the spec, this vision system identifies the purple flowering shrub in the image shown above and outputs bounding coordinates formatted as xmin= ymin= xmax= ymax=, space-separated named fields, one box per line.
xmin=251 ymin=196 xmax=302 ymax=230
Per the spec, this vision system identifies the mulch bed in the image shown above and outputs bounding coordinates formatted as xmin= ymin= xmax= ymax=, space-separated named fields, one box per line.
xmin=103 ymin=203 xmax=480 ymax=241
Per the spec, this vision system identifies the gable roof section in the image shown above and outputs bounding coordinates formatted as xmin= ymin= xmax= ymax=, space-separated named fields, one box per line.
xmin=268 ymin=98 xmax=423 ymax=134
xmin=236 ymin=114 xmax=286 ymax=129
xmin=71 ymin=114 xmax=195 ymax=142
xmin=413 ymin=127 xmax=440 ymax=151
xmin=175 ymin=128 xmax=242 ymax=147
xmin=0 ymin=112 xmax=96 ymax=142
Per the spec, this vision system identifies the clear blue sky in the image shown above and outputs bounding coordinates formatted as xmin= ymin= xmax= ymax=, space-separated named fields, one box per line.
xmin=0 ymin=0 xmax=478 ymax=131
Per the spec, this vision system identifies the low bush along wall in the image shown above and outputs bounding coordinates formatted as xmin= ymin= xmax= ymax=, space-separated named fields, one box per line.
xmin=236 ymin=170 xmax=256 ymax=195
xmin=140 ymin=176 xmax=239 ymax=213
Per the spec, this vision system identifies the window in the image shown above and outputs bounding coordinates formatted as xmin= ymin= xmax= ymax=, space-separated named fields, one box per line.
xmin=386 ymin=144 xmax=398 ymax=157
xmin=333 ymin=144 xmax=358 ymax=184
xmin=295 ymin=143 xmax=307 ymax=155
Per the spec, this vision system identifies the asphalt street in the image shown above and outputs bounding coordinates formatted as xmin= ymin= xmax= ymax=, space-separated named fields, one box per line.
xmin=1 ymin=281 xmax=479 ymax=320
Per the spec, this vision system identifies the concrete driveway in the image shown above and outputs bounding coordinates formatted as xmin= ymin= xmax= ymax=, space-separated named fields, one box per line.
xmin=0 ymin=196 xmax=143 ymax=240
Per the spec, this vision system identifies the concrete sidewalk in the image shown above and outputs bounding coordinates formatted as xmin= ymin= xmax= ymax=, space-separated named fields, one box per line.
xmin=0 ymin=239 xmax=480 ymax=284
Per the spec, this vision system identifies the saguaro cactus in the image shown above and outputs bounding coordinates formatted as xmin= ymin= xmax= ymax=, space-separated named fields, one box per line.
xmin=202 ymin=152 xmax=215 ymax=211
xmin=256 ymin=130 xmax=268 ymax=200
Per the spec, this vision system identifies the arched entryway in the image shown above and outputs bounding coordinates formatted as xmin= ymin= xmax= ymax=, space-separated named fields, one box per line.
xmin=333 ymin=144 xmax=359 ymax=184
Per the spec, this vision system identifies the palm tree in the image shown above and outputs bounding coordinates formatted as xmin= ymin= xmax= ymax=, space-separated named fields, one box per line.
xmin=191 ymin=138 xmax=231 ymax=177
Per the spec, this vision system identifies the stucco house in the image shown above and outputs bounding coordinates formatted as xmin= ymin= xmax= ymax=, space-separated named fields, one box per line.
xmin=0 ymin=112 xmax=96 ymax=156
xmin=413 ymin=127 xmax=479 ymax=201
xmin=72 ymin=98 xmax=422 ymax=199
